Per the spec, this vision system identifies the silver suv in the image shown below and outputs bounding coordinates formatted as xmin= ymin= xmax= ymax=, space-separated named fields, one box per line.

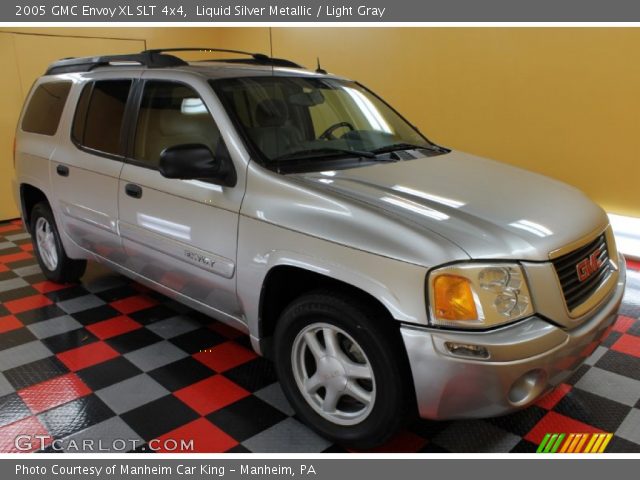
xmin=13 ymin=49 xmax=626 ymax=448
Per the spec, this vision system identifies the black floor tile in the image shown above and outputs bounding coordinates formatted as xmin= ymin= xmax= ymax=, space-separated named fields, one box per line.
xmin=564 ymin=363 xmax=591 ymax=385
xmin=487 ymin=405 xmax=548 ymax=437
xmin=606 ymin=435 xmax=640 ymax=453
xmin=168 ymin=327 xmax=225 ymax=354
xmin=0 ymin=270 xmax=18 ymax=281
xmin=207 ymin=395 xmax=287 ymax=442
xmin=37 ymin=395 xmax=114 ymax=439
xmin=129 ymin=305 xmax=178 ymax=325
xmin=554 ymin=388 xmax=632 ymax=432
xmin=3 ymin=356 xmax=69 ymax=390
xmin=222 ymin=357 xmax=278 ymax=393
xmin=76 ymin=356 xmax=142 ymax=391
xmin=120 ymin=395 xmax=199 ymax=441
xmin=71 ymin=305 xmax=122 ymax=326
xmin=0 ymin=286 xmax=39 ymax=302
xmin=148 ymin=357 xmax=214 ymax=392
xmin=509 ymin=439 xmax=539 ymax=452
xmin=105 ymin=328 xmax=162 ymax=354
xmin=45 ymin=285 xmax=89 ymax=302
xmin=596 ymin=349 xmax=640 ymax=382
xmin=42 ymin=328 xmax=98 ymax=354
xmin=0 ymin=393 xmax=32 ymax=427
xmin=16 ymin=305 xmax=65 ymax=325
xmin=96 ymin=285 xmax=140 ymax=302
xmin=0 ymin=327 xmax=37 ymax=351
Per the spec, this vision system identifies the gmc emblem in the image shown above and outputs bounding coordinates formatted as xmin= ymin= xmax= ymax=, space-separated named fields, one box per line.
xmin=576 ymin=251 xmax=603 ymax=282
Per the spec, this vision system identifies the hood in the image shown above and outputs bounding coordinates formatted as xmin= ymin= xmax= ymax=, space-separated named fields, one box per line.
xmin=292 ymin=150 xmax=609 ymax=262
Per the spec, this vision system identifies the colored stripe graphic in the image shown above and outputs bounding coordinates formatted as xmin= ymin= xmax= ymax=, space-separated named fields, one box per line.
xmin=538 ymin=433 xmax=612 ymax=453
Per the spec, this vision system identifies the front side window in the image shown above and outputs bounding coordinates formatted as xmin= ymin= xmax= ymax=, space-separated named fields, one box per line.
xmin=133 ymin=80 xmax=225 ymax=168
xmin=22 ymin=81 xmax=72 ymax=136
xmin=72 ymin=80 xmax=132 ymax=156
xmin=213 ymin=76 xmax=438 ymax=169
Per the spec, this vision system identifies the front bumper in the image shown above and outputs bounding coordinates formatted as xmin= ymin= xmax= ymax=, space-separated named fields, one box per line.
xmin=401 ymin=259 xmax=626 ymax=420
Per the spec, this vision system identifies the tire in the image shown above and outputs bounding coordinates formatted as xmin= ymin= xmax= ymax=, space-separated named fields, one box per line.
xmin=274 ymin=290 xmax=410 ymax=449
xmin=30 ymin=202 xmax=86 ymax=283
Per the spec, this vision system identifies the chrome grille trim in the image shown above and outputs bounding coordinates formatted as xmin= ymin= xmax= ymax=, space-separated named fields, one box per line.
xmin=552 ymin=233 xmax=612 ymax=312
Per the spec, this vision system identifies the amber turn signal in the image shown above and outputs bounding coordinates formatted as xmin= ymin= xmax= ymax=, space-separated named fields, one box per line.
xmin=433 ymin=274 xmax=479 ymax=321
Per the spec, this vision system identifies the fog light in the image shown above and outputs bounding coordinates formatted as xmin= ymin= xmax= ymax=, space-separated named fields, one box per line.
xmin=508 ymin=369 xmax=547 ymax=405
xmin=444 ymin=342 xmax=489 ymax=359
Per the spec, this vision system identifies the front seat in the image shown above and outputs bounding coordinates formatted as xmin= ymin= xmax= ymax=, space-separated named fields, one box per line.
xmin=249 ymin=98 xmax=303 ymax=159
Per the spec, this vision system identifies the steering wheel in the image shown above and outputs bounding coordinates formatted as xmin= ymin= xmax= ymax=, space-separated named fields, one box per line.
xmin=319 ymin=122 xmax=355 ymax=140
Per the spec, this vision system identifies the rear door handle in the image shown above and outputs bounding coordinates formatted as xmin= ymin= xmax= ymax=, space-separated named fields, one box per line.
xmin=125 ymin=183 xmax=143 ymax=199
xmin=56 ymin=165 xmax=69 ymax=177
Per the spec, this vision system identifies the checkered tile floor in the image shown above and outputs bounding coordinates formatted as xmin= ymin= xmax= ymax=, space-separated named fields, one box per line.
xmin=1 ymin=218 xmax=639 ymax=453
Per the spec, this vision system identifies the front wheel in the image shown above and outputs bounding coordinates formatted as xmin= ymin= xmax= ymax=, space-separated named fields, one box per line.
xmin=274 ymin=291 xmax=410 ymax=449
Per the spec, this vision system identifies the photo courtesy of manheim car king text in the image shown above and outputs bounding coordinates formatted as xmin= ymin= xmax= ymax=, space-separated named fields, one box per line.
xmin=0 ymin=0 xmax=639 ymax=478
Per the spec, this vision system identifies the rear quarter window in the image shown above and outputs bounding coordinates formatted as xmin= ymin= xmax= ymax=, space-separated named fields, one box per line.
xmin=72 ymin=79 xmax=132 ymax=156
xmin=21 ymin=81 xmax=72 ymax=135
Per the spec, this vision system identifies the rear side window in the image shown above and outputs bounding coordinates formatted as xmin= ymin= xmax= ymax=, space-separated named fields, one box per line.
xmin=72 ymin=80 xmax=132 ymax=156
xmin=21 ymin=81 xmax=72 ymax=135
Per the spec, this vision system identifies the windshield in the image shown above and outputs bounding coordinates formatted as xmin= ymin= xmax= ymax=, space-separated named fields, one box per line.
xmin=211 ymin=77 xmax=436 ymax=167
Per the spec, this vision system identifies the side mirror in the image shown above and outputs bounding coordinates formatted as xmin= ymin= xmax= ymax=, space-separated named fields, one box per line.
xmin=159 ymin=143 xmax=236 ymax=186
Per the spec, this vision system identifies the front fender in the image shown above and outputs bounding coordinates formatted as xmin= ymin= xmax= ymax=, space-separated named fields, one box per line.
xmin=236 ymin=216 xmax=431 ymax=347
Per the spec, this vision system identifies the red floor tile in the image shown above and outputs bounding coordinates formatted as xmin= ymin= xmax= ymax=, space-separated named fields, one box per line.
xmin=0 ymin=416 xmax=50 ymax=453
xmin=18 ymin=373 xmax=91 ymax=414
xmin=0 ymin=251 xmax=33 ymax=264
xmin=0 ymin=224 xmax=21 ymax=234
xmin=111 ymin=295 xmax=158 ymax=314
xmin=193 ymin=341 xmax=257 ymax=372
xmin=174 ymin=375 xmax=250 ymax=416
xmin=4 ymin=294 xmax=53 ymax=314
xmin=86 ymin=315 xmax=142 ymax=340
xmin=32 ymin=281 xmax=71 ymax=294
xmin=0 ymin=315 xmax=23 ymax=334
xmin=524 ymin=411 xmax=603 ymax=445
xmin=57 ymin=341 xmax=120 ymax=371
xmin=536 ymin=384 xmax=572 ymax=410
xmin=0 ymin=264 xmax=8 ymax=273
xmin=613 ymin=315 xmax=636 ymax=334
xmin=19 ymin=243 xmax=34 ymax=252
xmin=153 ymin=418 xmax=238 ymax=453
xmin=611 ymin=334 xmax=640 ymax=358
xmin=626 ymin=258 xmax=640 ymax=271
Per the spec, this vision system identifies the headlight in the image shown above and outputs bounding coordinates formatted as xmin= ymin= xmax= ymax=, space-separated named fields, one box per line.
xmin=427 ymin=263 xmax=533 ymax=329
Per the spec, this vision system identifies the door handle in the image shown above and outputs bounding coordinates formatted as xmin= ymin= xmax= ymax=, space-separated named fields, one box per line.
xmin=125 ymin=183 xmax=143 ymax=199
xmin=56 ymin=165 xmax=69 ymax=177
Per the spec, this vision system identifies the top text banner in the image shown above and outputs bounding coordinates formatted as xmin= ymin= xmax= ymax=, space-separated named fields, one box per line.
xmin=5 ymin=0 xmax=640 ymax=22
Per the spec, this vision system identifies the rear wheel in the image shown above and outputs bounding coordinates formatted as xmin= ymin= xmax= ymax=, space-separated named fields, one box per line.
xmin=31 ymin=202 xmax=86 ymax=283
xmin=274 ymin=291 xmax=410 ymax=449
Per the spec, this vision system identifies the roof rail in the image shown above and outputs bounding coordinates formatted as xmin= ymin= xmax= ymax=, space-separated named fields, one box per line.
xmin=45 ymin=48 xmax=304 ymax=75
xmin=45 ymin=51 xmax=188 ymax=75
xmin=145 ymin=48 xmax=304 ymax=68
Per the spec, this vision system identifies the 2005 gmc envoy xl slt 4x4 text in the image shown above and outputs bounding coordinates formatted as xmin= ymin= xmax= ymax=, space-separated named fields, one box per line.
xmin=13 ymin=48 xmax=626 ymax=448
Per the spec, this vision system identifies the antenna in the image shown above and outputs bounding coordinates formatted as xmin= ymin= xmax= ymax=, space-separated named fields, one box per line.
xmin=315 ymin=57 xmax=327 ymax=74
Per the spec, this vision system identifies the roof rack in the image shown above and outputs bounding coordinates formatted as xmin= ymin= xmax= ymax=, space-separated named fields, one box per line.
xmin=146 ymin=48 xmax=304 ymax=68
xmin=45 ymin=48 xmax=304 ymax=75
xmin=45 ymin=51 xmax=187 ymax=75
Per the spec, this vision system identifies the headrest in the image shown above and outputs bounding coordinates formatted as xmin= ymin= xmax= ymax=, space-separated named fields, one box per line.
xmin=255 ymin=98 xmax=289 ymax=128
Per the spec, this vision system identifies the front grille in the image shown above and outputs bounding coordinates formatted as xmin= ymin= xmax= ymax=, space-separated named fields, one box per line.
xmin=552 ymin=233 xmax=612 ymax=312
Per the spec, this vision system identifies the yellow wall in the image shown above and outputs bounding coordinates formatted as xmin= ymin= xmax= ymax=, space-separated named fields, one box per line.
xmin=218 ymin=27 xmax=639 ymax=217
xmin=1 ymin=28 xmax=638 ymax=220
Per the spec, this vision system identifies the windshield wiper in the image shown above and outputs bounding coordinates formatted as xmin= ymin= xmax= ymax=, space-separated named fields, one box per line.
xmin=273 ymin=147 xmax=376 ymax=162
xmin=371 ymin=143 xmax=446 ymax=155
